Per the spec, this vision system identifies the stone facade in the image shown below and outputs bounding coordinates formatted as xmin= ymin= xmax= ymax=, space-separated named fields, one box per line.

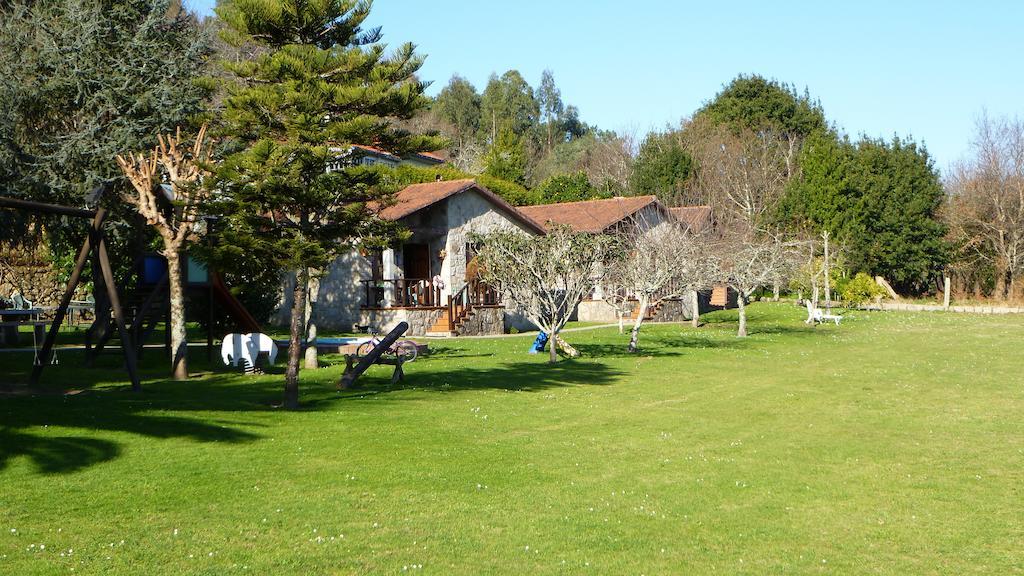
xmin=358 ymin=307 xmax=447 ymax=336
xmin=458 ymin=306 xmax=505 ymax=336
xmin=577 ymin=292 xmax=714 ymax=323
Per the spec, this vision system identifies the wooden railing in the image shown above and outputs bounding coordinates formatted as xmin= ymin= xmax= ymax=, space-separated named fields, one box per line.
xmin=447 ymin=280 xmax=501 ymax=331
xmin=361 ymin=278 xmax=442 ymax=308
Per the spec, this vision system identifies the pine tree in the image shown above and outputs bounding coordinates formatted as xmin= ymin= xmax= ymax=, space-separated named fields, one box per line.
xmin=210 ymin=0 xmax=444 ymax=409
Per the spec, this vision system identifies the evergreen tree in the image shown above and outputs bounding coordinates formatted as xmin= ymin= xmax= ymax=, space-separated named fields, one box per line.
xmin=211 ymin=0 xmax=443 ymax=408
xmin=630 ymin=131 xmax=694 ymax=204
xmin=536 ymin=69 xmax=564 ymax=153
xmin=847 ymin=137 xmax=948 ymax=293
xmin=435 ymin=75 xmax=481 ymax=149
xmin=530 ymin=172 xmax=608 ymax=205
xmin=0 ymin=0 xmax=211 ymax=266
xmin=782 ymin=133 xmax=949 ymax=293
xmin=479 ymin=70 xmax=538 ymax=142
xmin=696 ymin=74 xmax=827 ymax=138
xmin=483 ymin=127 xmax=527 ymax=184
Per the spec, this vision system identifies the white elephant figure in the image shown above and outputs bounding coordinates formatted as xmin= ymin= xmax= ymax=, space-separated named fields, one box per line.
xmin=221 ymin=333 xmax=279 ymax=369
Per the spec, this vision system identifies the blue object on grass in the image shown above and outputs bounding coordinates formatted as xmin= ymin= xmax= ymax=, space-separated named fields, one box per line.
xmin=529 ymin=332 xmax=548 ymax=354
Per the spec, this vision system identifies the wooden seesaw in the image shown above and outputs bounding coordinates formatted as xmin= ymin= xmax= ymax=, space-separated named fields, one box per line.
xmin=338 ymin=322 xmax=411 ymax=390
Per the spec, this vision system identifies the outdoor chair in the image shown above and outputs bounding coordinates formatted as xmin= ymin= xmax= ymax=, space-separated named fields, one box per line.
xmin=805 ymin=300 xmax=842 ymax=325
xmin=11 ymin=292 xmax=33 ymax=310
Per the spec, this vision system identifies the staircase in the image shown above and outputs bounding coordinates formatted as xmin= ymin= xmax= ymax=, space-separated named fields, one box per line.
xmin=424 ymin=281 xmax=498 ymax=337
xmin=628 ymin=300 xmax=663 ymax=322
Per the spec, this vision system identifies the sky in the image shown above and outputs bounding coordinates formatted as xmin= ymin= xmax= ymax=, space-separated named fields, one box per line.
xmin=187 ymin=0 xmax=1024 ymax=173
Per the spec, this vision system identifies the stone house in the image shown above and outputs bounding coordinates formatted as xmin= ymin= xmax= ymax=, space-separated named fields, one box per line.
xmin=285 ymin=179 xmax=545 ymax=336
xmin=519 ymin=196 xmax=730 ymax=323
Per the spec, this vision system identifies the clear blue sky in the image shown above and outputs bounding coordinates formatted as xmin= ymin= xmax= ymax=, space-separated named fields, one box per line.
xmin=187 ymin=0 xmax=1023 ymax=173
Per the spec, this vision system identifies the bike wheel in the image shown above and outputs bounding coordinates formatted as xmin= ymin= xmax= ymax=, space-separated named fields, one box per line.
xmin=355 ymin=340 xmax=376 ymax=357
xmin=394 ymin=340 xmax=418 ymax=363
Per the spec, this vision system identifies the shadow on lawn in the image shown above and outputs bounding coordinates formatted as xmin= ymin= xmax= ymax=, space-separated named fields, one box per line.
xmin=0 ymin=352 xmax=268 ymax=476
xmin=0 ymin=386 xmax=262 ymax=475
xmin=338 ymin=357 xmax=624 ymax=398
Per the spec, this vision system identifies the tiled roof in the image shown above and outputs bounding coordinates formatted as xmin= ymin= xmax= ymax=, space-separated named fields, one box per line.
xmin=350 ymin=144 xmax=400 ymax=161
xmin=669 ymin=206 xmax=713 ymax=233
xmin=517 ymin=196 xmax=663 ymax=233
xmin=378 ymin=179 xmax=546 ymax=234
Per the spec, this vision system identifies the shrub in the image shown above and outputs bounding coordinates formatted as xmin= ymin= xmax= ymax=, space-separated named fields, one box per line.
xmin=842 ymin=272 xmax=886 ymax=306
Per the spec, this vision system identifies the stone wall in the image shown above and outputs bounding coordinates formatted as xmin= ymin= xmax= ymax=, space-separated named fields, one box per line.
xmin=358 ymin=307 xmax=447 ymax=336
xmin=577 ymin=296 xmax=702 ymax=323
xmin=459 ymin=306 xmax=505 ymax=336
xmin=0 ymin=245 xmax=69 ymax=308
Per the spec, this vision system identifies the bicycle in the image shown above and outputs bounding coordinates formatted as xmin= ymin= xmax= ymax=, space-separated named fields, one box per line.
xmin=356 ymin=332 xmax=419 ymax=363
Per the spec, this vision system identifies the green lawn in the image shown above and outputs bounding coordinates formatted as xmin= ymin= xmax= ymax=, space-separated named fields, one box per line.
xmin=1 ymin=304 xmax=1022 ymax=574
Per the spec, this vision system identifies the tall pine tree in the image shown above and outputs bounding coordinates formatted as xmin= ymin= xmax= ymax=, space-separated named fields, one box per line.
xmin=211 ymin=0 xmax=443 ymax=408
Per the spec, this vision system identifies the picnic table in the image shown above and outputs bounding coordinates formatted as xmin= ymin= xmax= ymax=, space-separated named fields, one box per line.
xmin=0 ymin=308 xmax=47 ymax=346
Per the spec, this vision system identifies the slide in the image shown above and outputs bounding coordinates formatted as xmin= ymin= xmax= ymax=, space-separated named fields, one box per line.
xmin=211 ymin=272 xmax=261 ymax=333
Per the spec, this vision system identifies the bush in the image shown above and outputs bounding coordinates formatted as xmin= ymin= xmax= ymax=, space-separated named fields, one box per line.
xmin=841 ymin=272 xmax=886 ymax=306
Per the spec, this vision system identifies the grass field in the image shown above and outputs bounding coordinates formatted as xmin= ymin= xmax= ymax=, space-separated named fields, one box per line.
xmin=1 ymin=304 xmax=1022 ymax=575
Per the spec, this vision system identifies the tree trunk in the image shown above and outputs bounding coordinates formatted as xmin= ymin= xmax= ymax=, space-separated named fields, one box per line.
xmin=1003 ymin=267 xmax=1013 ymax=300
xmin=284 ymin=268 xmax=309 ymax=409
xmin=628 ymin=294 xmax=648 ymax=353
xmin=548 ymin=329 xmax=558 ymax=363
xmin=617 ymin=312 xmax=624 ymax=334
xmin=772 ymin=282 xmax=780 ymax=302
xmin=165 ymin=249 xmax=189 ymax=380
xmin=304 ymin=269 xmax=320 ymax=370
xmin=737 ymin=292 xmax=748 ymax=337
xmin=691 ymin=289 xmax=700 ymax=328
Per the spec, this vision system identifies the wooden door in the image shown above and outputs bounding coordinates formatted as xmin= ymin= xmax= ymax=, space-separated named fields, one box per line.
xmin=403 ymin=243 xmax=430 ymax=279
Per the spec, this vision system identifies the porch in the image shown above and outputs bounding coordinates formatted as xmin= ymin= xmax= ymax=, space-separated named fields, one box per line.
xmin=359 ymin=278 xmax=505 ymax=336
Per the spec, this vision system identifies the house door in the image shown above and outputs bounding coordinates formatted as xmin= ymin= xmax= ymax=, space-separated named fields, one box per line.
xmin=403 ymin=243 xmax=431 ymax=279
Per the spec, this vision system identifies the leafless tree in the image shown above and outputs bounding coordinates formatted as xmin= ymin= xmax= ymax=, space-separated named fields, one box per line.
xmin=473 ymin=225 xmax=617 ymax=363
xmin=947 ymin=113 xmax=1024 ymax=299
xmin=717 ymin=232 xmax=796 ymax=337
xmin=684 ymin=119 xmax=798 ymax=233
xmin=605 ymin=218 xmax=693 ymax=352
xmin=116 ymin=125 xmax=212 ymax=380
xmin=585 ymin=128 xmax=636 ymax=193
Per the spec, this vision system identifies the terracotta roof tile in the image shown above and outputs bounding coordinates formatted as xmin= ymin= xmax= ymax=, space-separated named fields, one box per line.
xmin=378 ymin=179 xmax=545 ymax=234
xmin=517 ymin=196 xmax=663 ymax=233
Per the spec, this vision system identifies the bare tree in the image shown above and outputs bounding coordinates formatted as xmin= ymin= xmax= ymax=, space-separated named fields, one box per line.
xmin=717 ymin=233 xmax=795 ymax=337
xmin=585 ymin=129 xmax=636 ymax=193
xmin=605 ymin=218 xmax=693 ymax=352
xmin=947 ymin=114 xmax=1024 ymax=299
xmin=684 ymin=119 xmax=798 ymax=232
xmin=116 ymin=125 xmax=212 ymax=380
xmin=473 ymin=225 xmax=616 ymax=363
xmin=678 ymin=233 xmax=721 ymax=329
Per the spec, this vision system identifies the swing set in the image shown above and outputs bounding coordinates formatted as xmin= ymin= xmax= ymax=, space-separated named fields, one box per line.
xmin=0 ymin=190 xmax=141 ymax=390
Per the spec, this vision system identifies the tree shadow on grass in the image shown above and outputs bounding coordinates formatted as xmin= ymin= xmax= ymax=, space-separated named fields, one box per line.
xmin=0 ymin=347 xmax=625 ymax=474
xmin=0 ymin=353 xmax=266 ymax=476
xmin=339 ymin=357 xmax=624 ymax=397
